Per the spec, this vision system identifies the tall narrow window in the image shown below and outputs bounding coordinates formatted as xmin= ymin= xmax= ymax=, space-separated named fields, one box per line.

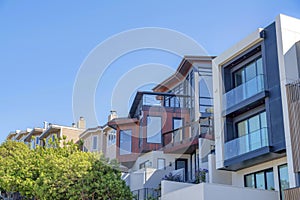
xmin=157 ymin=158 xmax=166 ymax=170
xmin=147 ymin=116 xmax=162 ymax=144
xmin=31 ymin=139 xmax=36 ymax=149
xmin=36 ymin=136 xmax=39 ymax=145
xmin=120 ymin=130 xmax=132 ymax=155
xmin=173 ymin=118 xmax=183 ymax=143
xmin=279 ymin=164 xmax=289 ymax=200
xmin=92 ymin=135 xmax=98 ymax=150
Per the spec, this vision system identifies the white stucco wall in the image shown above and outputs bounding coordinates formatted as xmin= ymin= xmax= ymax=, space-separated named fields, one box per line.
xmin=212 ymin=29 xmax=263 ymax=169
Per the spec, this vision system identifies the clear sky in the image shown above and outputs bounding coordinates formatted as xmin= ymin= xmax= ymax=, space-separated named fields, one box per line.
xmin=1 ymin=0 xmax=300 ymax=142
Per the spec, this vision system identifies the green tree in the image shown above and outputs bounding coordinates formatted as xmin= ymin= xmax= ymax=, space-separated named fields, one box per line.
xmin=0 ymin=139 xmax=132 ymax=200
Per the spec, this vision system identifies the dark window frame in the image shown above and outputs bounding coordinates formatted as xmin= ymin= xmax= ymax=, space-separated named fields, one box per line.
xmin=146 ymin=115 xmax=162 ymax=144
xmin=244 ymin=167 xmax=274 ymax=190
xmin=234 ymin=110 xmax=266 ymax=139
xmin=172 ymin=117 xmax=185 ymax=141
xmin=278 ymin=164 xmax=289 ymax=200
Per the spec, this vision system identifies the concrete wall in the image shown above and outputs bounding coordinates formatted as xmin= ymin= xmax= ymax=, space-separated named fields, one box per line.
xmin=208 ymin=154 xmax=232 ymax=185
xmin=161 ymin=181 xmax=278 ymax=200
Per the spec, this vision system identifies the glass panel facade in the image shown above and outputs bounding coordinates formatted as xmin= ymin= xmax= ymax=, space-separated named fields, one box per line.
xmin=120 ymin=130 xmax=132 ymax=155
xmin=147 ymin=116 xmax=162 ymax=144
xmin=225 ymin=112 xmax=268 ymax=159
xmin=279 ymin=164 xmax=289 ymax=200
xmin=223 ymin=57 xmax=264 ymax=111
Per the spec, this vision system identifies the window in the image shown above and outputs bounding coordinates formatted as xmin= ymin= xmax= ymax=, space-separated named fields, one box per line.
xmin=108 ymin=130 xmax=116 ymax=146
xmin=278 ymin=164 xmax=289 ymax=200
xmin=139 ymin=160 xmax=152 ymax=169
xmin=236 ymin=111 xmax=268 ymax=151
xmin=120 ymin=130 xmax=132 ymax=155
xmin=146 ymin=116 xmax=162 ymax=144
xmin=92 ymin=135 xmax=98 ymax=150
xmin=157 ymin=158 xmax=166 ymax=170
xmin=173 ymin=118 xmax=183 ymax=143
xmin=139 ymin=121 xmax=143 ymax=148
xmin=36 ymin=136 xmax=39 ymax=145
xmin=244 ymin=168 xmax=274 ymax=191
xmin=52 ymin=134 xmax=56 ymax=142
xmin=233 ymin=57 xmax=263 ymax=87
xmin=31 ymin=139 xmax=36 ymax=149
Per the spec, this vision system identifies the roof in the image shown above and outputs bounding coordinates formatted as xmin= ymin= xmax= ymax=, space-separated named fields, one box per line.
xmin=79 ymin=126 xmax=102 ymax=138
xmin=108 ymin=117 xmax=139 ymax=129
xmin=39 ymin=124 xmax=84 ymax=139
xmin=15 ymin=129 xmax=32 ymax=141
xmin=153 ymin=56 xmax=215 ymax=92
xmin=128 ymin=91 xmax=190 ymax=118
xmin=6 ymin=131 xmax=18 ymax=140
xmin=24 ymin=127 xmax=44 ymax=142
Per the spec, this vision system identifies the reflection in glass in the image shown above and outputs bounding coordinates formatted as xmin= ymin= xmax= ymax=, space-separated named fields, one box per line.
xmin=279 ymin=164 xmax=289 ymax=200
xmin=120 ymin=130 xmax=132 ymax=155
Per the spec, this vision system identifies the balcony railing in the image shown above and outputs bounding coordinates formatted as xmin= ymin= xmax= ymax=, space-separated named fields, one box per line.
xmin=223 ymin=75 xmax=264 ymax=111
xmin=225 ymin=127 xmax=268 ymax=160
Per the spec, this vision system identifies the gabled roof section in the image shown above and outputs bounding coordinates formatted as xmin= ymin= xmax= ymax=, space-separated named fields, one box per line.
xmin=79 ymin=126 xmax=102 ymax=138
xmin=153 ymin=55 xmax=215 ymax=92
xmin=108 ymin=117 xmax=139 ymax=130
xmin=15 ymin=129 xmax=32 ymax=141
xmin=24 ymin=127 xmax=44 ymax=142
xmin=6 ymin=131 xmax=18 ymax=140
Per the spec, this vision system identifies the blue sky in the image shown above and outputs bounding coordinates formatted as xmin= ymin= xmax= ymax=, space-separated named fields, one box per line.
xmin=1 ymin=0 xmax=300 ymax=142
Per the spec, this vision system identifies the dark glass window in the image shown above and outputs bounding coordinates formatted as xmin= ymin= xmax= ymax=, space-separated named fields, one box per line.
xmin=120 ymin=130 xmax=132 ymax=155
xmin=278 ymin=164 xmax=289 ymax=200
xmin=233 ymin=57 xmax=263 ymax=87
xmin=244 ymin=168 xmax=274 ymax=191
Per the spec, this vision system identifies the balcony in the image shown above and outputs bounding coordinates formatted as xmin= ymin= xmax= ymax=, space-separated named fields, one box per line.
xmin=129 ymin=91 xmax=190 ymax=118
xmin=225 ymin=127 xmax=268 ymax=160
xmin=223 ymin=75 xmax=265 ymax=112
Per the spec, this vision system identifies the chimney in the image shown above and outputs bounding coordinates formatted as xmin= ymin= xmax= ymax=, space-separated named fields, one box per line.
xmin=77 ymin=116 xmax=86 ymax=129
xmin=108 ymin=110 xmax=118 ymax=121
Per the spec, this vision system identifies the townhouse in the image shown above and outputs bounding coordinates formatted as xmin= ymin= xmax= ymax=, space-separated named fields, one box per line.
xmin=107 ymin=56 xmax=214 ymax=199
xmin=39 ymin=117 xmax=86 ymax=147
xmin=161 ymin=14 xmax=300 ymax=200
xmin=79 ymin=111 xmax=117 ymax=161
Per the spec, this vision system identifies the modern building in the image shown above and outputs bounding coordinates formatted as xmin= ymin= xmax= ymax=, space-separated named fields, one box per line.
xmin=212 ymin=14 xmax=300 ymax=200
xmin=107 ymin=56 xmax=215 ymax=199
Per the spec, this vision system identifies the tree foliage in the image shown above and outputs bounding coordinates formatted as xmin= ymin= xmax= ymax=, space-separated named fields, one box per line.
xmin=0 ymin=139 xmax=132 ymax=200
